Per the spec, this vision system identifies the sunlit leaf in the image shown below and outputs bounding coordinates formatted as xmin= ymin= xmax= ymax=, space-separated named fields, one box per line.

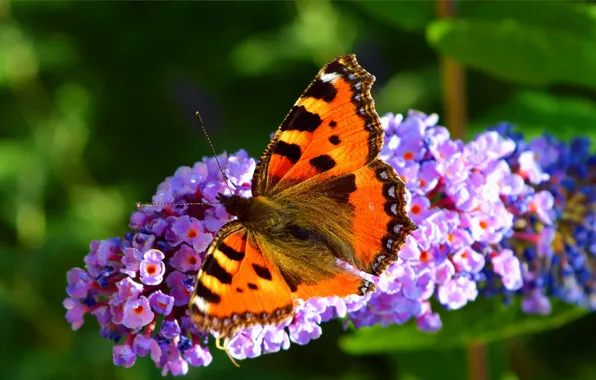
xmin=459 ymin=2 xmax=596 ymax=40
xmin=354 ymin=0 xmax=435 ymax=32
xmin=427 ymin=19 xmax=596 ymax=89
xmin=340 ymin=298 xmax=587 ymax=354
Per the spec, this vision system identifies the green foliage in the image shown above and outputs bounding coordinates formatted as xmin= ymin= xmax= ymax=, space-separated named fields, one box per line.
xmin=340 ymin=298 xmax=587 ymax=355
xmin=427 ymin=18 xmax=596 ymax=88
xmin=354 ymin=0 xmax=435 ymax=31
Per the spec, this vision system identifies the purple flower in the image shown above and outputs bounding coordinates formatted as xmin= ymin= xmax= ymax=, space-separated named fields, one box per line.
xmin=113 ymin=344 xmax=136 ymax=368
xmin=122 ymin=296 xmax=154 ymax=329
xmin=63 ymin=298 xmax=85 ymax=330
xmin=169 ymin=245 xmax=202 ymax=272
xmin=490 ymin=249 xmax=523 ymax=291
xmin=66 ymin=268 xmax=93 ymax=298
xmin=64 ymin=108 xmax=596 ymax=375
xmin=148 ymin=290 xmax=175 ymax=316
xmin=171 ymin=216 xmax=212 ymax=253
xmin=112 ymin=277 xmax=143 ymax=305
xmin=184 ymin=344 xmax=213 ymax=367
xmin=133 ymin=335 xmax=161 ymax=364
xmin=437 ymin=276 xmax=479 ymax=310
xmin=139 ymin=249 xmax=166 ymax=285
xmin=160 ymin=320 xmax=181 ymax=339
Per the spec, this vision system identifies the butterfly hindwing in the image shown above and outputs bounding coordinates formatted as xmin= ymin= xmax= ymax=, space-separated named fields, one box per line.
xmin=252 ymin=54 xmax=384 ymax=196
xmin=190 ymin=221 xmax=294 ymax=338
xmin=349 ymin=160 xmax=417 ymax=275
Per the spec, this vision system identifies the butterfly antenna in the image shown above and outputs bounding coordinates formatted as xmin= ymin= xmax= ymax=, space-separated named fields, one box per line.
xmin=216 ymin=336 xmax=240 ymax=367
xmin=136 ymin=202 xmax=220 ymax=209
xmin=195 ymin=111 xmax=236 ymax=194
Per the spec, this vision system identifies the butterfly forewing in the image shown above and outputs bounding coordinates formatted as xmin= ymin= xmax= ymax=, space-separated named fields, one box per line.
xmin=252 ymin=55 xmax=383 ymax=196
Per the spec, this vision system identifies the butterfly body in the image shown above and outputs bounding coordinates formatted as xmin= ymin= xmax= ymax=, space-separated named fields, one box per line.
xmin=191 ymin=55 xmax=417 ymax=339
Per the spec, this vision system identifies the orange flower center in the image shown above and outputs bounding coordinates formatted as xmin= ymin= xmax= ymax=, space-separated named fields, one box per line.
xmin=411 ymin=205 xmax=422 ymax=215
xmin=146 ymin=264 xmax=156 ymax=274
xmin=133 ymin=305 xmax=145 ymax=314
xmin=403 ymin=151 xmax=414 ymax=160
xmin=479 ymin=221 xmax=489 ymax=229
xmin=187 ymin=229 xmax=198 ymax=239
xmin=188 ymin=256 xmax=197 ymax=265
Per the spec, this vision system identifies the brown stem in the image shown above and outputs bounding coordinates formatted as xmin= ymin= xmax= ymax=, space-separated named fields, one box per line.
xmin=436 ymin=0 xmax=467 ymax=140
xmin=467 ymin=341 xmax=489 ymax=380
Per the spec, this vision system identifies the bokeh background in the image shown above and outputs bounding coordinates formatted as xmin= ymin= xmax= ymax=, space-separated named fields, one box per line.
xmin=3 ymin=1 xmax=596 ymax=379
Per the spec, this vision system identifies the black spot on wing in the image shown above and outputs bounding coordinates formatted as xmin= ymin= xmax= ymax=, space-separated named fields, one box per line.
xmin=280 ymin=106 xmax=322 ymax=132
xmin=309 ymin=154 xmax=336 ymax=172
xmin=219 ymin=242 xmax=244 ymax=261
xmin=329 ymin=135 xmax=341 ymax=145
xmin=329 ymin=120 xmax=337 ymax=128
xmin=303 ymin=79 xmax=337 ymax=102
xmin=273 ymin=141 xmax=301 ymax=164
xmin=319 ymin=173 xmax=357 ymax=204
xmin=252 ymin=264 xmax=273 ymax=281
xmin=325 ymin=60 xmax=346 ymax=75
xmin=203 ymin=255 xmax=232 ymax=284
xmin=236 ymin=287 xmax=243 ymax=293
xmin=279 ymin=270 xmax=300 ymax=293
xmin=247 ymin=283 xmax=258 ymax=290
xmin=195 ymin=281 xmax=221 ymax=304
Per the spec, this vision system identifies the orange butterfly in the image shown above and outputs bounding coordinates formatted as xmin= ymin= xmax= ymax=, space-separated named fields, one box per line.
xmin=189 ymin=54 xmax=416 ymax=340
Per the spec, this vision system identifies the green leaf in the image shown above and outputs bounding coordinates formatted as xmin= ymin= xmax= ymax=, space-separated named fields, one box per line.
xmin=458 ymin=2 xmax=596 ymax=41
xmin=426 ymin=18 xmax=596 ymax=89
xmin=468 ymin=90 xmax=596 ymax=147
xmin=340 ymin=297 xmax=587 ymax=355
xmin=375 ymin=65 xmax=440 ymax=115
xmin=355 ymin=0 xmax=435 ymax=32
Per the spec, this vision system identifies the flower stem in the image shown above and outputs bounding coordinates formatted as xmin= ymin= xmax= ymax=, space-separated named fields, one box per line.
xmin=436 ymin=0 xmax=467 ymax=140
xmin=466 ymin=341 xmax=488 ymax=380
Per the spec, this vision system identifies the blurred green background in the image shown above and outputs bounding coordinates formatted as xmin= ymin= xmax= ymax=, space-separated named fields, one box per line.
xmin=3 ymin=1 xmax=596 ymax=379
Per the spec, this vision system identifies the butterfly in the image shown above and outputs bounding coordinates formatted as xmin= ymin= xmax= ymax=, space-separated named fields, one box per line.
xmin=189 ymin=54 xmax=417 ymax=340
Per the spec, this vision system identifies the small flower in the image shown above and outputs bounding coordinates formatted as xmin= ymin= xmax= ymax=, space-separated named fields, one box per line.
xmin=122 ymin=296 xmax=154 ymax=329
xmin=437 ymin=276 xmax=479 ymax=310
xmin=139 ymin=249 xmax=166 ymax=286
xmin=148 ymin=290 xmax=175 ymax=316
xmin=133 ymin=335 xmax=161 ymax=364
xmin=490 ymin=249 xmax=523 ymax=291
xmin=160 ymin=319 xmax=181 ymax=339
xmin=63 ymin=298 xmax=85 ymax=330
xmin=184 ymin=344 xmax=213 ymax=367
xmin=113 ymin=343 xmax=136 ymax=368
xmin=169 ymin=245 xmax=202 ymax=272
xmin=171 ymin=216 xmax=212 ymax=253
xmin=66 ymin=268 xmax=93 ymax=298
xmin=112 ymin=277 xmax=143 ymax=305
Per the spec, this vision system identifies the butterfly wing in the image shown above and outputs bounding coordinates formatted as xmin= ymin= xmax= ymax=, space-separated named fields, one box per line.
xmin=189 ymin=221 xmax=294 ymax=338
xmin=252 ymin=54 xmax=416 ymax=277
xmin=349 ymin=159 xmax=416 ymax=275
xmin=252 ymin=54 xmax=384 ymax=195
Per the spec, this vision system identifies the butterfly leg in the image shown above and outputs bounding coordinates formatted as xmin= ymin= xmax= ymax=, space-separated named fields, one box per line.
xmin=216 ymin=335 xmax=240 ymax=367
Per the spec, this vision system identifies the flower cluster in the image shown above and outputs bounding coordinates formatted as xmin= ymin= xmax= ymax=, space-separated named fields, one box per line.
xmin=346 ymin=111 xmax=537 ymax=330
xmin=64 ymin=110 xmax=595 ymax=375
xmin=64 ymin=150 xmax=367 ymax=374
xmin=493 ymin=124 xmax=596 ymax=313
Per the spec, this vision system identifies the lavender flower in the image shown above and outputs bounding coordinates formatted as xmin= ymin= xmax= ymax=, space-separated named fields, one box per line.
xmin=64 ymin=110 xmax=595 ymax=375
xmin=494 ymin=124 xmax=596 ymax=312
